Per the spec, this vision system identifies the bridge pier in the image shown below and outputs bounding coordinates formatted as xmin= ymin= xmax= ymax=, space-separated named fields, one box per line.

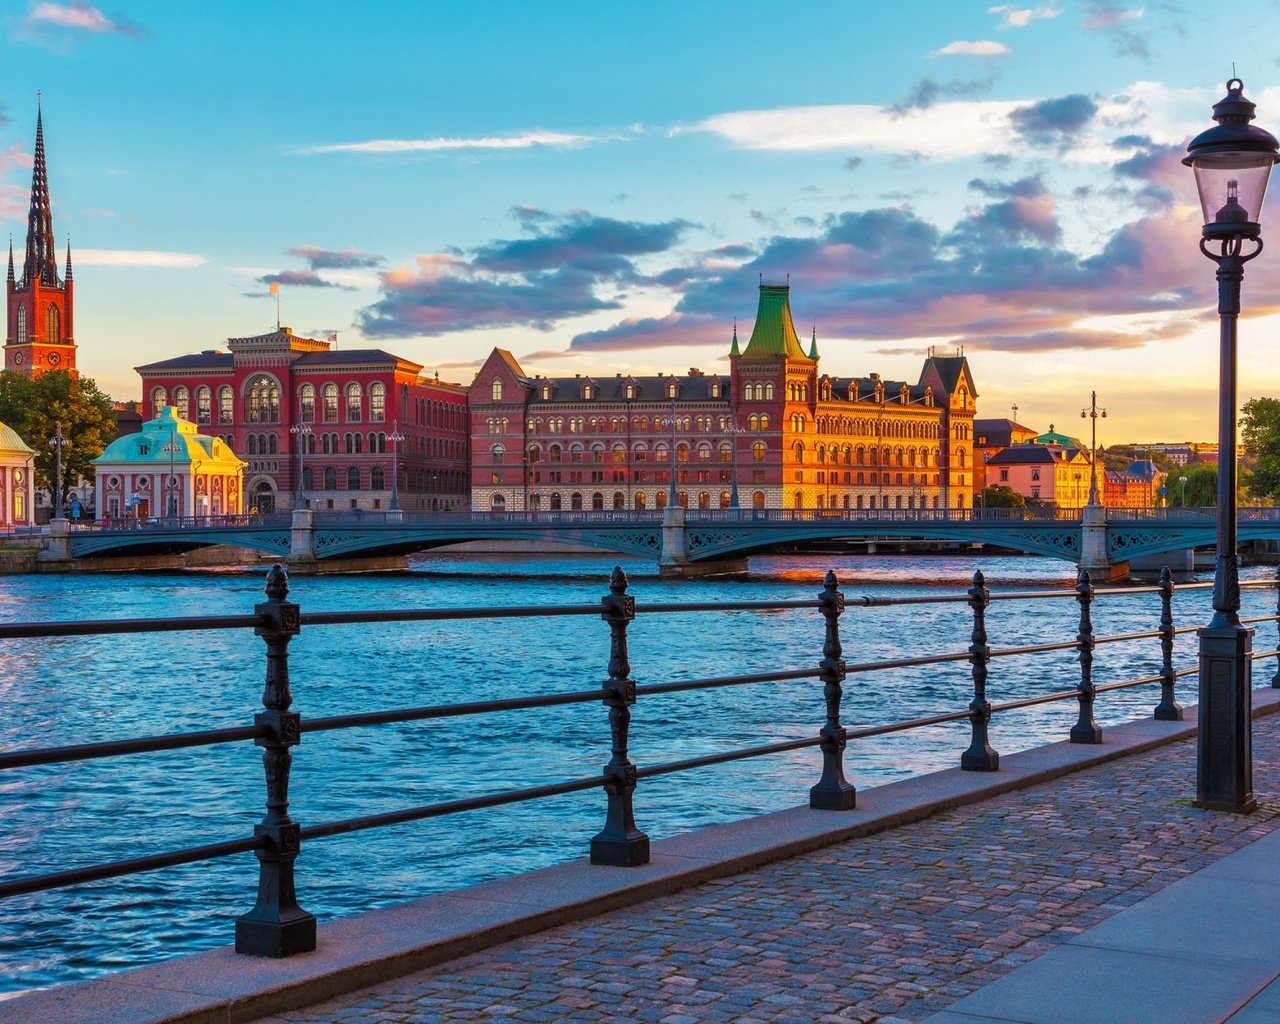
xmin=1079 ymin=505 xmax=1129 ymax=582
xmin=657 ymin=506 xmax=748 ymax=578
xmin=289 ymin=508 xmax=315 ymax=564
xmin=38 ymin=518 xmax=72 ymax=567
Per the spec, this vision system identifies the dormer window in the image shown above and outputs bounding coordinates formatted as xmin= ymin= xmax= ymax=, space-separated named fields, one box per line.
xmin=583 ymin=384 xmax=593 ymax=400
xmin=668 ymin=382 xmax=677 ymax=399
xmin=625 ymin=383 xmax=635 ymax=400
xmin=710 ymin=381 xmax=721 ymax=398
xmin=491 ymin=379 xmax=503 ymax=402
xmin=542 ymin=385 xmax=551 ymax=400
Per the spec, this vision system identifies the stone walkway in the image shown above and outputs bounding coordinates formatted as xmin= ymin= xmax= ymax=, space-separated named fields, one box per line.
xmin=251 ymin=714 xmax=1280 ymax=1024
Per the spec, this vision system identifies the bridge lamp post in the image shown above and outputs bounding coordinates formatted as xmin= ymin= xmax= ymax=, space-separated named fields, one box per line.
xmin=290 ymin=422 xmax=312 ymax=510
xmin=1184 ymin=77 xmax=1279 ymax=813
xmin=1080 ymin=393 xmax=1106 ymax=505
xmin=388 ymin=421 xmax=406 ymax=512
xmin=1180 ymin=475 xmax=1188 ymax=507
xmin=161 ymin=431 xmax=185 ymax=522
xmin=48 ymin=421 xmax=69 ymax=521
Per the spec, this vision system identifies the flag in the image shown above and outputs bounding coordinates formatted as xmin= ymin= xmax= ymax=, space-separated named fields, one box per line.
xmin=267 ymin=282 xmax=280 ymax=296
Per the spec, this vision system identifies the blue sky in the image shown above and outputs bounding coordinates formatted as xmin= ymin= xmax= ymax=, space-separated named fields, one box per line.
xmin=4 ymin=0 xmax=1280 ymax=443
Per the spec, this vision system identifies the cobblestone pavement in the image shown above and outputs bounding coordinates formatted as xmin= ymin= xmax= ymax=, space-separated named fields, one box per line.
xmin=260 ymin=716 xmax=1280 ymax=1024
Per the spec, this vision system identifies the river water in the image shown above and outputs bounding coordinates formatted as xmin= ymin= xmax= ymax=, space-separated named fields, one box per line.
xmin=0 ymin=551 xmax=1276 ymax=993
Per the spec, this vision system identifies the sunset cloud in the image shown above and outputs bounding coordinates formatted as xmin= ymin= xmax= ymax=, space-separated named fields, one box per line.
xmin=18 ymin=1 xmax=145 ymax=41
xmin=930 ymin=40 xmax=1011 ymax=57
xmin=988 ymin=5 xmax=1062 ymax=28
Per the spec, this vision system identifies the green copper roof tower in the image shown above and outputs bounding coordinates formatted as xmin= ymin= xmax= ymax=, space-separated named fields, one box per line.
xmin=741 ymin=283 xmax=811 ymax=360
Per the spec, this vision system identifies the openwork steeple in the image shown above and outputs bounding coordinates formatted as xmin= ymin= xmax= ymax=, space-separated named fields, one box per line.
xmin=23 ymin=100 xmax=60 ymax=289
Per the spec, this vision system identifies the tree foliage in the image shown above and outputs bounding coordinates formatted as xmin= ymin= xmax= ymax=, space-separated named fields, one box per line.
xmin=981 ymin=484 xmax=1026 ymax=508
xmin=1241 ymin=397 xmax=1280 ymax=500
xmin=1168 ymin=464 xmax=1218 ymax=506
xmin=0 ymin=370 xmax=117 ymax=490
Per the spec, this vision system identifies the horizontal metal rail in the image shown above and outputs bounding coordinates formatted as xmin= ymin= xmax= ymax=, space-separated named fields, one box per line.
xmin=0 ymin=724 xmax=267 ymax=770
xmin=0 ymin=613 xmax=263 ymax=640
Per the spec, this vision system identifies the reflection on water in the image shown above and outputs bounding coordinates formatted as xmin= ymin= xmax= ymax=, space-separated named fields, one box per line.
xmin=0 ymin=551 xmax=1273 ymax=992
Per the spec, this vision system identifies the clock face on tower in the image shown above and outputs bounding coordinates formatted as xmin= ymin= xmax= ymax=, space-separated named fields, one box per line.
xmin=12 ymin=353 xmax=22 ymax=365
xmin=47 ymin=353 xmax=61 ymax=366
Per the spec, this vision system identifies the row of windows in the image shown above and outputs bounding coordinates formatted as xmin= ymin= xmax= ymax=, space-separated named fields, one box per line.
xmin=511 ymin=379 xmax=721 ymax=403
xmin=496 ymin=490 xmax=944 ymax=513
xmin=791 ymin=443 xmax=946 ymax=468
xmin=299 ymin=467 xmax=467 ymax=492
xmin=151 ymin=379 xmax=391 ymax=426
xmin=516 ymin=441 xmax=754 ymax=464
xmin=520 ymin=414 xmax=735 ymax=435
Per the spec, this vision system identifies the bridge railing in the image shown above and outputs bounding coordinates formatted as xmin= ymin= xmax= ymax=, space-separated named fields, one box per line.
xmin=1 ymin=564 xmax=1278 ymax=959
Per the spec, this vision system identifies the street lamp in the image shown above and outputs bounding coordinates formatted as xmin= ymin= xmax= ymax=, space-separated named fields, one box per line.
xmin=1184 ymin=77 xmax=1279 ymax=812
xmin=1080 ymin=392 xmax=1107 ymax=505
xmin=1180 ymin=474 xmax=1188 ymax=507
xmin=161 ymin=431 xmax=182 ymax=520
xmin=290 ymin=422 xmax=312 ymax=509
xmin=388 ymin=420 xmax=406 ymax=512
xmin=725 ymin=420 xmax=741 ymax=510
xmin=49 ymin=421 xmax=69 ymax=520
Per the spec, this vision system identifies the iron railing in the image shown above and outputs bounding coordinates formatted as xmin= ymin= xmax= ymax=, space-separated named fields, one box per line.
xmin=1 ymin=564 xmax=1279 ymax=958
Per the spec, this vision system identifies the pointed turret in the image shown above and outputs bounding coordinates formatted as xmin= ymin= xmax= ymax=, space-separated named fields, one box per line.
xmin=729 ymin=320 xmax=740 ymax=356
xmin=23 ymin=100 xmax=59 ymax=288
xmin=6 ymin=242 xmax=13 ymax=285
xmin=808 ymin=324 xmax=819 ymax=360
xmin=64 ymin=237 xmax=72 ymax=281
xmin=741 ymin=282 xmax=810 ymax=360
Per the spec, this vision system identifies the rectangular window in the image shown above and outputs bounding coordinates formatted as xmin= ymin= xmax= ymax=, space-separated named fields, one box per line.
xmin=1000 ymin=469 xmax=1009 ymax=482
xmin=197 ymin=390 xmax=211 ymax=424
xmin=1031 ymin=468 xmax=1041 ymax=481
xmin=219 ymin=390 xmax=234 ymax=424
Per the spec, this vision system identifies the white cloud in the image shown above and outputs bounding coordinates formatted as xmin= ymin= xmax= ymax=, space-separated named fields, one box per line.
xmin=294 ymin=131 xmax=601 ymax=155
xmin=689 ymin=100 xmax=1023 ymax=159
xmin=989 ymin=5 xmax=1062 ymax=28
xmin=1082 ymin=6 xmax=1144 ymax=29
xmin=20 ymin=1 xmax=144 ymax=39
xmin=930 ymin=40 xmax=1011 ymax=57
xmin=75 ymin=249 xmax=206 ymax=268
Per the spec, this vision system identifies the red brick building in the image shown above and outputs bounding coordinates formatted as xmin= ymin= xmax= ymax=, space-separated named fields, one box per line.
xmin=5 ymin=103 xmax=77 ymax=378
xmin=136 ymin=328 xmax=468 ymax=513
xmin=469 ymin=283 xmax=978 ymax=513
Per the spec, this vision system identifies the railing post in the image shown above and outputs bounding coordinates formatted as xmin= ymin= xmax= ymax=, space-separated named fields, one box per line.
xmin=235 ymin=564 xmax=316 ymax=956
xmin=961 ymin=569 xmax=999 ymax=771
xmin=590 ymin=566 xmax=649 ymax=866
xmin=810 ymin=570 xmax=856 ymax=809
xmin=1071 ymin=568 xmax=1103 ymax=743
xmin=1272 ymin=564 xmax=1280 ymax=687
xmin=1155 ymin=565 xmax=1184 ymax=720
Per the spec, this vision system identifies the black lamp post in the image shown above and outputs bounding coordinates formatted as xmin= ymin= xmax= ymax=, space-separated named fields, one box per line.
xmin=290 ymin=421 xmax=312 ymax=509
xmin=388 ymin=420 xmax=406 ymax=512
xmin=1184 ymin=77 xmax=1279 ymax=813
xmin=49 ymin=421 xmax=68 ymax=520
xmin=1080 ymin=392 xmax=1106 ymax=505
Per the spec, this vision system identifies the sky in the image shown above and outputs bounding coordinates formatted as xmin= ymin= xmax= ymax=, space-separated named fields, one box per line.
xmin=3 ymin=0 xmax=1280 ymax=446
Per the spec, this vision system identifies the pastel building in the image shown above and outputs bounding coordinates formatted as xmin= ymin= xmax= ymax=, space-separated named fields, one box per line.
xmin=0 ymin=422 xmax=36 ymax=528
xmin=92 ymin=407 xmax=245 ymax=520
xmin=469 ymin=283 xmax=978 ymax=513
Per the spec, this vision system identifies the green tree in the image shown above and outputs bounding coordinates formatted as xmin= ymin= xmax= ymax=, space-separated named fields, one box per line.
xmin=980 ymin=484 xmax=1027 ymax=508
xmin=1241 ymin=396 xmax=1280 ymax=500
xmin=1172 ymin=463 xmax=1218 ymax=506
xmin=0 ymin=370 xmax=117 ymax=491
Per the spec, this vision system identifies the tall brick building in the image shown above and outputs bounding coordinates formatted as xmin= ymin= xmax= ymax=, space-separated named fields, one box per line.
xmin=136 ymin=329 xmax=469 ymax=513
xmin=469 ymin=283 xmax=978 ymax=513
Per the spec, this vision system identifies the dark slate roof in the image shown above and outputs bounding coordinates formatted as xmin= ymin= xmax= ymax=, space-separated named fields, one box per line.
xmin=529 ymin=372 xmax=728 ymax=404
xmin=974 ymin=418 xmax=1035 ymax=446
xmin=135 ymin=352 xmax=234 ymax=372
xmin=829 ymin=377 xmax=931 ymax=404
xmin=922 ymin=355 xmax=969 ymax=393
xmin=987 ymin=444 xmax=1083 ymax=465
xmin=292 ymin=349 xmax=415 ymax=368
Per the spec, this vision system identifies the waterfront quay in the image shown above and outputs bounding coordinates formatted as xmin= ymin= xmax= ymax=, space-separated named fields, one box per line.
xmin=4 ymin=553 xmax=1280 ymax=1022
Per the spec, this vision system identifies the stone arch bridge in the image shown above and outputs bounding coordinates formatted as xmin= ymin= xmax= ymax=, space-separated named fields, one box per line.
xmin=55 ymin=507 xmax=1280 ymax=577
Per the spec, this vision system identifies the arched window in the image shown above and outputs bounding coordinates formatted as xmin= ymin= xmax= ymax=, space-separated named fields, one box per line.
xmin=324 ymin=467 xmax=337 ymax=489
xmin=345 ymin=383 xmax=362 ymax=422
xmin=625 ymin=383 xmax=635 ymax=400
xmin=635 ymin=492 xmax=647 ymax=510
xmin=613 ymin=492 xmax=625 ymax=510
xmin=246 ymin=375 xmax=280 ymax=423
xmin=196 ymin=386 xmax=211 ymax=424
xmin=698 ymin=491 xmax=710 ymax=509
xmin=527 ymin=445 xmax=542 ymax=464
xmin=369 ymin=382 xmax=386 ymax=422
xmin=491 ymin=443 xmax=506 ymax=465
xmin=247 ymin=434 xmax=258 ymax=456
xmin=267 ymin=433 xmax=278 ymax=455
xmin=174 ymin=386 xmax=190 ymax=421
xmin=753 ymin=491 xmax=765 ymax=509
xmin=322 ymin=383 xmax=339 ymax=423
xmin=15 ymin=307 xmax=26 ymax=344
xmin=347 ymin=466 xmax=361 ymax=490
xmin=571 ymin=492 xmax=583 ymax=511
xmin=371 ymin=466 xmax=384 ymax=489
xmin=151 ymin=387 xmax=167 ymax=417
xmin=491 ymin=379 xmax=503 ymax=402
xmin=350 ymin=433 xmax=363 ymax=454
xmin=299 ymin=384 xmax=316 ymax=422
xmin=549 ymin=444 xmax=563 ymax=464
xmin=720 ymin=442 xmax=732 ymax=462
xmin=592 ymin=492 xmax=604 ymax=510
xmin=46 ymin=304 xmax=59 ymax=344
xmin=753 ymin=442 xmax=767 ymax=462
xmin=492 ymin=494 xmax=506 ymax=511
xmin=550 ymin=493 xmax=562 ymax=511
xmin=219 ymin=386 xmax=234 ymax=424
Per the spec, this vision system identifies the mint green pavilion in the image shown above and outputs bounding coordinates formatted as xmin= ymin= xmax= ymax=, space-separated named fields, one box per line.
xmin=92 ymin=407 xmax=245 ymax=520
xmin=0 ymin=421 xmax=36 ymax=528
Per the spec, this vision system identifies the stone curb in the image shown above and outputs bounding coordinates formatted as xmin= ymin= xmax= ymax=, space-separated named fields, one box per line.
xmin=7 ymin=690 xmax=1279 ymax=1024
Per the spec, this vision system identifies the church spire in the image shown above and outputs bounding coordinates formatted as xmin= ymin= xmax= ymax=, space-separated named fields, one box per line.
xmin=65 ymin=236 xmax=73 ymax=281
xmin=729 ymin=319 xmax=740 ymax=356
xmin=6 ymin=241 xmax=13 ymax=285
xmin=23 ymin=98 xmax=59 ymax=288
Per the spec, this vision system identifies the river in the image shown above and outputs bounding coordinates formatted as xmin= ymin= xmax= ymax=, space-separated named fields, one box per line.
xmin=0 ymin=551 xmax=1275 ymax=993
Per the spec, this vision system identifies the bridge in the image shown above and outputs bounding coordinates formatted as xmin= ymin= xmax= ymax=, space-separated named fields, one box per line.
xmin=47 ymin=505 xmax=1280 ymax=576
